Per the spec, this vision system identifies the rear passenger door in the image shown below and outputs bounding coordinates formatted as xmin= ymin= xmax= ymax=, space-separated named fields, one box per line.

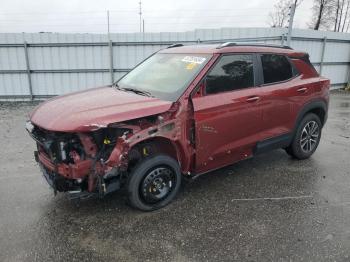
xmin=192 ymin=54 xmax=263 ymax=173
xmin=257 ymin=54 xmax=299 ymax=141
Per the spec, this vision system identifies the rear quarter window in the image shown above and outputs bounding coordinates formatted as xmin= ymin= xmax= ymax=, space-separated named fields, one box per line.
xmin=261 ymin=54 xmax=294 ymax=84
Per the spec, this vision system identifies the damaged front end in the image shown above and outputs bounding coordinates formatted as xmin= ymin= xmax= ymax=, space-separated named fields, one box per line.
xmin=26 ymin=121 xmax=132 ymax=199
xmin=25 ymin=101 xmax=188 ymax=201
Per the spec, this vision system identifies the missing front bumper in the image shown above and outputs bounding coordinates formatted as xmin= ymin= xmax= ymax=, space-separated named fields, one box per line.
xmin=35 ymin=151 xmax=122 ymax=199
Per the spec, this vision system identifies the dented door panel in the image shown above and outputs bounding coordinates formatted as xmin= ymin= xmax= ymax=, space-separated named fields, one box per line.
xmin=192 ymin=87 xmax=262 ymax=173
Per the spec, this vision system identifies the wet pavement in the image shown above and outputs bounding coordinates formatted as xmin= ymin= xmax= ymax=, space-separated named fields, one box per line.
xmin=0 ymin=91 xmax=350 ymax=262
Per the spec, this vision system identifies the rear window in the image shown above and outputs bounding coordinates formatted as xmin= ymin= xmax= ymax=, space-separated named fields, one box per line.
xmin=261 ymin=54 xmax=293 ymax=84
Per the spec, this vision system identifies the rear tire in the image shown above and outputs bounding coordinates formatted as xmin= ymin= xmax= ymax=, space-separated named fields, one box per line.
xmin=285 ymin=113 xmax=322 ymax=160
xmin=126 ymin=154 xmax=181 ymax=211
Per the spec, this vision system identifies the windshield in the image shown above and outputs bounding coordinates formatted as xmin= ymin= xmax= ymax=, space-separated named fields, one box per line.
xmin=116 ymin=53 xmax=211 ymax=101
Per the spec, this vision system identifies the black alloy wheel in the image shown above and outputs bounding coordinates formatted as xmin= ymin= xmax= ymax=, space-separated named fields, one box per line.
xmin=285 ymin=113 xmax=322 ymax=159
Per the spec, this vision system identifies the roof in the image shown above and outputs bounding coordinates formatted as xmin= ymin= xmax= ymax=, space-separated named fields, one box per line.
xmin=159 ymin=43 xmax=306 ymax=57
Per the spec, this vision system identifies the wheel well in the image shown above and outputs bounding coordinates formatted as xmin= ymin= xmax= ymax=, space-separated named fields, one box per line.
xmin=306 ymin=107 xmax=326 ymax=126
xmin=128 ymin=137 xmax=179 ymax=170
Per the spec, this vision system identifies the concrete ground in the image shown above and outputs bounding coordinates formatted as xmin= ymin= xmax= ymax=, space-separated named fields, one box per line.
xmin=0 ymin=91 xmax=349 ymax=262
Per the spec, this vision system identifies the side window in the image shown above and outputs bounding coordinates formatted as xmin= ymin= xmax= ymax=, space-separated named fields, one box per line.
xmin=205 ymin=54 xmax=254 ymax=95
xmin=261 ymin=54 xmax=293 ymax=84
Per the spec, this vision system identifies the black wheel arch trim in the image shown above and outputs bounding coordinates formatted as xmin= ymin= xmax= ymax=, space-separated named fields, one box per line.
xmin=254 ymin=99 xmax=327 ymax=155
xmin=294 ymin=99 xmax=328 ymax=130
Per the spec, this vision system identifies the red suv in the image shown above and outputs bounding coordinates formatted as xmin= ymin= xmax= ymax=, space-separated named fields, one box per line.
xmin=26 ymin=43 xmax=330 ymax=211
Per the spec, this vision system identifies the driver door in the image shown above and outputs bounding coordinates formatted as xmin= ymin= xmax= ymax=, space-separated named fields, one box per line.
xmin=191 ymin=54 xmax=263 ymax=173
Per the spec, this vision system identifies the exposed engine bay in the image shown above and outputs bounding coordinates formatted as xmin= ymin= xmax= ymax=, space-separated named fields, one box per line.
xmin=26 ymin=102 xmax=192 ymax=200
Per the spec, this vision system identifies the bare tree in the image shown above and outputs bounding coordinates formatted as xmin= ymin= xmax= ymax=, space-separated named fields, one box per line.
xmin=310 ymin=0 xmax=350 ymax=31
xmin=310 ymin=0 xmax=335 ymax=30
xmin=346 ymin=3 xmax=350 ymax=31
xmin=269 ymin=0 xmax=290 ymax=27
xmin=341 ymin=0 xmax=350 ymax=31
xmin=269 ymin=0 xmax=302 ymax=28
xmin=333 ymin=0 xmax=350 ymax=31
xmin=334 ymin=0 xmax=340 ymax=31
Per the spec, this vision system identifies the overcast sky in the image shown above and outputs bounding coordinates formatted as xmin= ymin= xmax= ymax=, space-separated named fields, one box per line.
xmin=0 ymin=0 xmax=314 ymax=34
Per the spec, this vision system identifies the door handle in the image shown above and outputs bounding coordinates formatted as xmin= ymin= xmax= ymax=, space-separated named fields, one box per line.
xmin=246 ymin=96 xmax=260 ymax=102
xmin=297 ymin=87 xmax=308 ymax=93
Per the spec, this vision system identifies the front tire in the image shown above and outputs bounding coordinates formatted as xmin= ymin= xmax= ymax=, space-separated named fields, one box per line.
xmin=285 ymin=113 xmax=322 ymax=160
xmin=126 ymin=154 xmax=182 ymax=211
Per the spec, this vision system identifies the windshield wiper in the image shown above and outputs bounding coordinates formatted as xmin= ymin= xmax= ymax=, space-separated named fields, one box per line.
xmin=115 ymin=86 xmax=153 ymax=97
xmin=111 ymin=82 xmax=119 ymax=88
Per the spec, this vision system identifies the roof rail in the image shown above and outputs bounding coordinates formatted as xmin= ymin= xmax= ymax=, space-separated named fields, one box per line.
xmin=167 ymin=43 xmax=184 ymax=49
xmin=216 ymin=42 xmax=293 ymax=50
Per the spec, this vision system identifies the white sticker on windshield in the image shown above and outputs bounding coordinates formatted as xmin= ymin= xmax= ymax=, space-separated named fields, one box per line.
xmin=182 ymin=56 xmax=206 ymax=64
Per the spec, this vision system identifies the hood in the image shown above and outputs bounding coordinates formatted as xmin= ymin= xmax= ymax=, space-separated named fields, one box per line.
xmin=30 ymin=86 xmax=172 ymax=132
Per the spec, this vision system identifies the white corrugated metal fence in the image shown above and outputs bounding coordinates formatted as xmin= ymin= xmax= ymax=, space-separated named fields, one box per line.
xmin=0 ymin=28 xmax=349 ymax=100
